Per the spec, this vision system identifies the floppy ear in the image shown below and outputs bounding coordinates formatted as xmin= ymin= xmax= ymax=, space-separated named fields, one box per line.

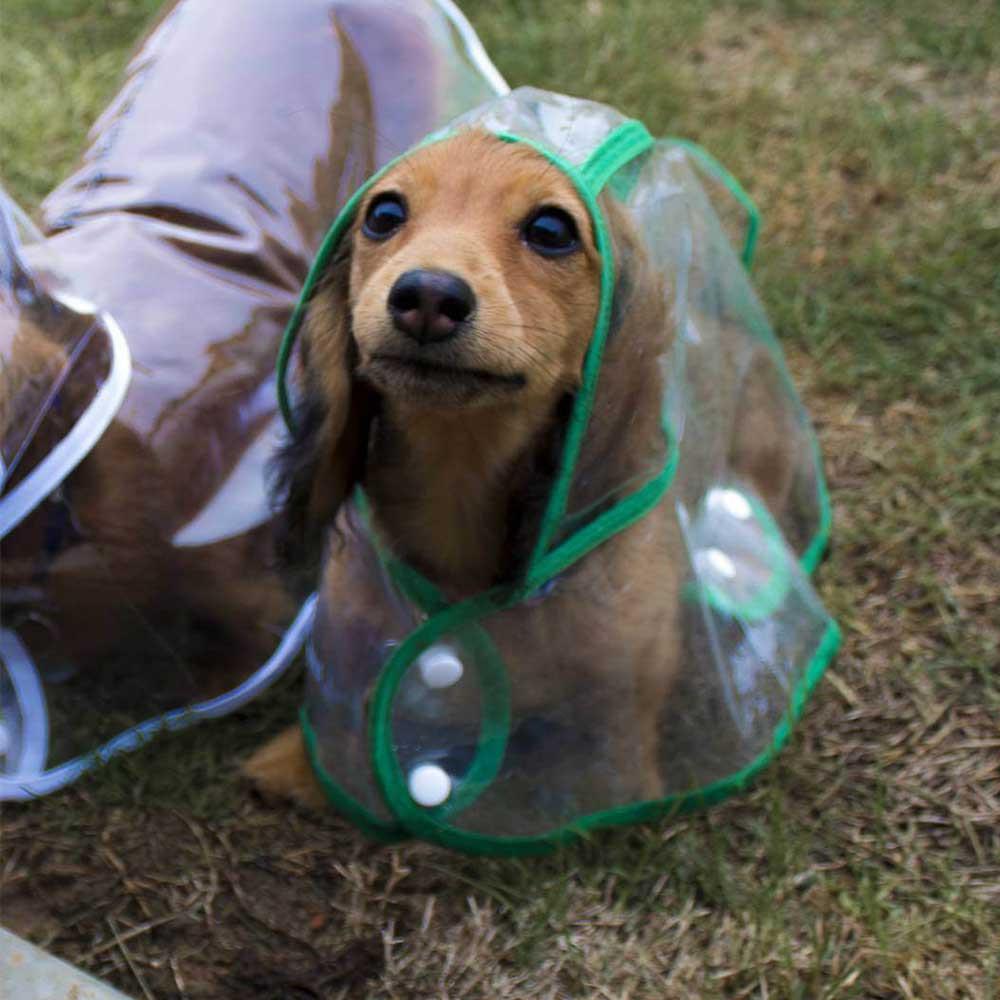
xmin=593 ymin=198 xmax=797 ymax=519
xmin=564 ymin=196 xmax=670 ymax=518
xmin=272 ymin=244 xmax=376 ymax=570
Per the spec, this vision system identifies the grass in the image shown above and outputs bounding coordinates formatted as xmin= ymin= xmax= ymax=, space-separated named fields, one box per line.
xmin=1 ymin=1 xmax=998 ymax=997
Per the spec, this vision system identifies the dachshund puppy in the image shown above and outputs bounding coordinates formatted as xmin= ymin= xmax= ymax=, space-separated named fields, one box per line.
xmin=248 ymin=130 xmax=676 ymax=808
xmin=246 ymin=129 xmax=798 ymax=811
xmin=1 ymin=283 xmax=291 ymax=707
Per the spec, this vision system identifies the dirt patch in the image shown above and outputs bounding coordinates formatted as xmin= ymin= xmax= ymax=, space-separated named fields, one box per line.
xmin=1 ymin=805 xmax=393 ymax=997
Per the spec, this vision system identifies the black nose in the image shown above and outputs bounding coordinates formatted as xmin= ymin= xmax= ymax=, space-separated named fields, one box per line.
xmin=387 ymin=269 xmax=476 ymax=344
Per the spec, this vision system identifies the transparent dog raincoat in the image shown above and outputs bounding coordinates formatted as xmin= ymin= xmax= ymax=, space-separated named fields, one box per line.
xmin=0 ymin=0 xmax=506 ymax=799
xmin=281 ymin=88 xmax=842 ymax=853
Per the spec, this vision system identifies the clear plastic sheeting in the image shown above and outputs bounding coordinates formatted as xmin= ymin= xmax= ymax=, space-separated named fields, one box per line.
xmin=0 ymin=0 xmax=506 ymax=799
xmin=303 ymin=505 xmax=421 ymax=828
xmin=0 ymin=198 xmax=124 ymax=515
xmin=299 ymin=88 xmax=840 ymax=852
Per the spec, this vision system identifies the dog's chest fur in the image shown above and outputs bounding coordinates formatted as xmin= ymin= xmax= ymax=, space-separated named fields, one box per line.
xmin=365 ymin=398 xmax=557 ymax=592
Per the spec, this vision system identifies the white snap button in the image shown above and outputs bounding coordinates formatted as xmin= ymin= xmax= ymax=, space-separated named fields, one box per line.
xmin=703 ymin=547 xmax=737 ymax=580
xmin=408 ymin=764 xmax=452 ymax=807
xmin=709 ymin=487 xmax=752 ymax=520
xmin=417 ymin=645 xmax=463 ymax=689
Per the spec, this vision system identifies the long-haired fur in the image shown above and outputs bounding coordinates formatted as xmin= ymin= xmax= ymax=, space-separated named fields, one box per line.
xmin=246 ymin=129 xmax=797 ymax=807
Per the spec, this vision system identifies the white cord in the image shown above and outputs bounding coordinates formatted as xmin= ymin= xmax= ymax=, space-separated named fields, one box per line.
xmin=0 ymin=593 xmax=316 ymax=800
xmin=432 ymin=0 xmax=510 ymax=96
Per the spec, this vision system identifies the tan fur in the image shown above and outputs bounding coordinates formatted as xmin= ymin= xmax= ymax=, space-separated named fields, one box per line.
xmin=2 ymin=314 xmax=293 ymax=698
xmin=300 ymin=133 xmax=603 ymax=588
xmin=243 ymin=725 xmax=328 ymax=810
xmin=245 ymin=130 xmax=794 ymax=809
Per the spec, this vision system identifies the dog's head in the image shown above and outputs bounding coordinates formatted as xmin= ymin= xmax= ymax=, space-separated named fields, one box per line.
xmin=277 ymin=128 xmax=666 ymax=569
xmin=346 ymin=130 xmax=602 ymax=408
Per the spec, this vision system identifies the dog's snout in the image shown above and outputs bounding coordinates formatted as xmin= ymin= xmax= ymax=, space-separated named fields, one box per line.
xmin=387 ymin=269 xmax=475 ymax=344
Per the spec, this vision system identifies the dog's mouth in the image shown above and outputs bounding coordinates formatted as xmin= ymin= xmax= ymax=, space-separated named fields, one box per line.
xmin=364 ymin=352 xmax=526 ymax=401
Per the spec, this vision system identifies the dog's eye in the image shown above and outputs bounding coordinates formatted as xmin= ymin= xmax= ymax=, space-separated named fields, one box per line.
xmin=363 ymin=193 xmax=407 ymax=240
xmin=523 ymin=207 xmax=580 ymax=257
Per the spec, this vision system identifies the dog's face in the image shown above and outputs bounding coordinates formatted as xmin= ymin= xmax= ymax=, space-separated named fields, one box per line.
xmin=279 ymin=128 xmax=664 ymax=567
xmin=326 ymin=129 xmax=602 ymax=411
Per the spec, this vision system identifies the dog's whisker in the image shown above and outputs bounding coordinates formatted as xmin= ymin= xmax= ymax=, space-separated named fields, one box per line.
xmin=472 ymin=323 xmax=570 ymax=371
xmin=464 ymin=332 xmax=562 ymax=383
xmin=498 ymin=338 xmax=561 ymax=374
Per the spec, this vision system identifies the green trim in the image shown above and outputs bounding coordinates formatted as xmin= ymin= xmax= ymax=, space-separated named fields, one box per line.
xmin=299 ymin=705 xmax=407 ymax=843
xmin=369 ymin=621 xmax=510 ymax=838
xmin=431 ymin=625 xmax=511 ymax=818
xmin=289 ymin=109 xmax=841 ymax=855
xmin=666 ymin=137 xmax=760 ymax=269
xmin=497 ymin=121 xmax=655 ymax=573
xmin=525 ymin=413 xmax=677 ymax=593
xmin=689 ymin=489 xmax=792 ymax=623
xmin=304 ymin=615 xmax=841 ymax=855
xmin=579 ymin=120 xmax=653 ymax=191
xmin=362 ymin=616 xmax=841 ymax=856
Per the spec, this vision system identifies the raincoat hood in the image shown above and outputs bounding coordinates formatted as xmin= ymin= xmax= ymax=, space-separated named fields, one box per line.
xmin=279 ymin=87 xmax=841 ymax=853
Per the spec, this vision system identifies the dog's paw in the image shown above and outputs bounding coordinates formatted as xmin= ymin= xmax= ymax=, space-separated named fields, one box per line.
xmin=243 ymin=725 xmax=327 ymax=810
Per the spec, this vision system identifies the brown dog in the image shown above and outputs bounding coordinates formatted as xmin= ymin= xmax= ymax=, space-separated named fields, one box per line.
xmin=246 ymin=125 xmax=792 ymax=808
xmin=245 ymin=127 xmax=801 ymax=815
xmin=0 ymin=297 xmax=291 ymax=702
